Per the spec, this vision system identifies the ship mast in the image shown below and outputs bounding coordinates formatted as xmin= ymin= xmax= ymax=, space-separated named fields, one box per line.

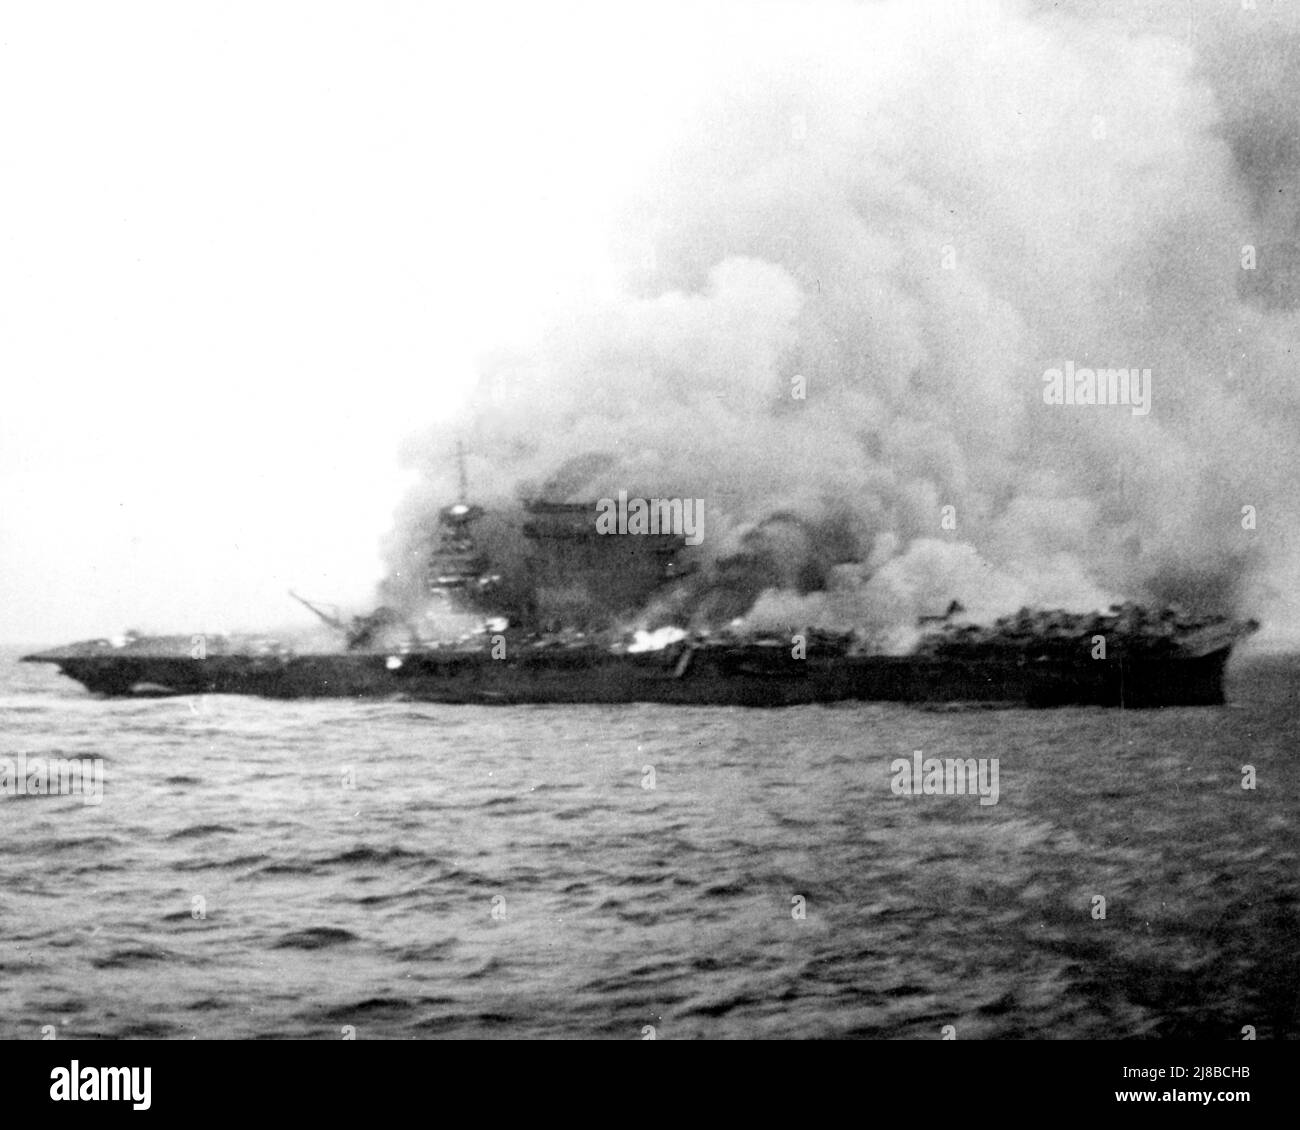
xmin=424 ymin=441 xmax=492 ymax=601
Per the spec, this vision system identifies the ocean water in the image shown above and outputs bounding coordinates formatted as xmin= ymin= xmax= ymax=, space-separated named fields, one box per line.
xmin=0 ymin=647 xmax=1296 ymax=1040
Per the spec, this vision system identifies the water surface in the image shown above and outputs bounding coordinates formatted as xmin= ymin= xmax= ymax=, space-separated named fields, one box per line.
xmin=1 ymin=649 xmax=1295 ymax=1039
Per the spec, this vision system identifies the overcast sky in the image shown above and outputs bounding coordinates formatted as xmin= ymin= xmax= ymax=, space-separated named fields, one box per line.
xmin=4 ymin=1 xmax=1298 ymax=647
xmin=1 ymin=2 xmax=723 ymax=641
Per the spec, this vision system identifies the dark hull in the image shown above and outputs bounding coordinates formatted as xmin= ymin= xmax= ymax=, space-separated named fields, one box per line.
xmin=27 ymin=645 xmax=1235 ymax=707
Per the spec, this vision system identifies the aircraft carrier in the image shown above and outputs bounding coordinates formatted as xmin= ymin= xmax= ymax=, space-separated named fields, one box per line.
xmin=22 ymin=458 xmax=1258 ymax=707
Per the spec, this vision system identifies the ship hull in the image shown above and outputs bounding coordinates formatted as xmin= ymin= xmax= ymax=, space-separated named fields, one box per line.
xmin=25 ymin=645 xmax=1235 ymax=707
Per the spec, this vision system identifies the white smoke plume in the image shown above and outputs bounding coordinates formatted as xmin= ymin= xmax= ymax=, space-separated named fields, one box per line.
xmin=387 ymin=0 xmax=1300 ymax=647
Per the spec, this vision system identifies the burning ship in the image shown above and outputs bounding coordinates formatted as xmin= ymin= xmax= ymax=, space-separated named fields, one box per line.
xmin=22 ymin=453 xmax=1258 ymax=707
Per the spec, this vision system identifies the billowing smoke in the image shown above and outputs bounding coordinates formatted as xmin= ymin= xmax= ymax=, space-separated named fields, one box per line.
xmin=386 ymin=0 xmax=1300 ymax=648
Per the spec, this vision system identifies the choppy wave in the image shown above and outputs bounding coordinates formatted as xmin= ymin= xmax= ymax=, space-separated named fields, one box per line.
xmin=0 ymin=651 xmax=1296 ymax=1038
